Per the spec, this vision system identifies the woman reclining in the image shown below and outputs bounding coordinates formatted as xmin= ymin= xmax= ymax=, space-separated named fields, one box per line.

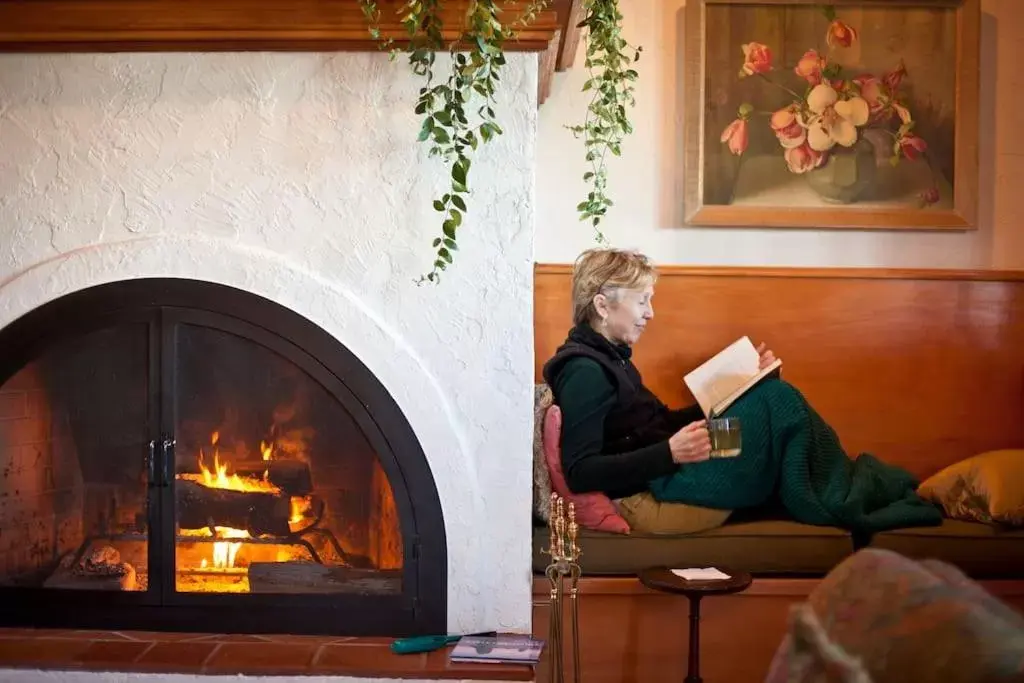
xmin=542 ymin=248 xmax=941 ymax=536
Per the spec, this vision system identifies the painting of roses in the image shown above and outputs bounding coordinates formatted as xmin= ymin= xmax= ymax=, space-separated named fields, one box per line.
xmin=682 ymin=0 xmax=979 ymax=230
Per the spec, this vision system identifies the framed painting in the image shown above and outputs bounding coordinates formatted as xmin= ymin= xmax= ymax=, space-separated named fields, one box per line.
xmin=682 ymin=0 xmax=980 ymax=230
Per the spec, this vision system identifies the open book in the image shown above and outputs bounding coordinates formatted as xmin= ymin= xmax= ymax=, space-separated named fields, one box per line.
xmin=683 ymin=336 xmax=782 ymax=418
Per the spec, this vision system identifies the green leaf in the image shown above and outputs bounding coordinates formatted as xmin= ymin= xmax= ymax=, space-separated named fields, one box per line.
xmin=433 ymin=200 xmax=445 ymax=211
xmin=451 ymin=194 xmax=467 ymax=212
xmin=452 ymin=160 xmax=468 ymax=186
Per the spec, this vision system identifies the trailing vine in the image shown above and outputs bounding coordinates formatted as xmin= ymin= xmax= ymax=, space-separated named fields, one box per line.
xmin=359 ymin=0 xmax=640 ymax=277
xmin=360 ymin=0 xmax=548 ymax=283
xmin=567 ymin=0 xmax=641 ymax=242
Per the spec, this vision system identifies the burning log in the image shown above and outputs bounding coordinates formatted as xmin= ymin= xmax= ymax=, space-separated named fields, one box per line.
xmin=235 ymin=460 xmax=313 ymax=496
xmin=247 ymin=561 xmax=401 ymax=595
xmin=176 ymin=479 xmax=291 ymax=537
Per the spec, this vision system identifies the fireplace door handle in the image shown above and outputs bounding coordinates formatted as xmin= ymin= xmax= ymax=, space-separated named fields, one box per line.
xmin=146 ymin=439 xmax=158 ymax=488
xmin=160 ymin=438 xmax=176 ymax=488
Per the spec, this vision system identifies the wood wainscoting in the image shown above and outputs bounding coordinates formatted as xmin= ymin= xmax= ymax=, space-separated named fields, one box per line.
xmin=530 ymin=576 xmax=1024 ymax=683
xmin=534 ymin=264 xmax=1024 ymax=480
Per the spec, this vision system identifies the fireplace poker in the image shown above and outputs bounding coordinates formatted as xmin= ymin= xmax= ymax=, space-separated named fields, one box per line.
xmin=390 ymin=631 xmax=498 ymax=654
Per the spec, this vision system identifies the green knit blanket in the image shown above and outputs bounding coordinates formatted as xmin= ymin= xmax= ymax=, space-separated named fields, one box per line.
xmin=648 ymin=378 xmax=943 ymax=536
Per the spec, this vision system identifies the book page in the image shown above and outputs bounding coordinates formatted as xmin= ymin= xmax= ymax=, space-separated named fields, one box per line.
xmin=684 ymin=337 xmax=761 ymax=417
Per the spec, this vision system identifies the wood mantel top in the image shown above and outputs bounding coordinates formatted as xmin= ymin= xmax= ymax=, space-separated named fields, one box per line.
xmin=0 ymin=0 xmax=584 ymax=105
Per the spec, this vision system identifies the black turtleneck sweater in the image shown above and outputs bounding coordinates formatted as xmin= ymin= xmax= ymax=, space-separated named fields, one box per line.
xmin=541 ymin=324 xmax=705 ymax=499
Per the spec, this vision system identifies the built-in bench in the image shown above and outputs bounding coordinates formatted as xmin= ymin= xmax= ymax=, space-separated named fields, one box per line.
xmin=531 ymin=263 xmax=1024 ymax=683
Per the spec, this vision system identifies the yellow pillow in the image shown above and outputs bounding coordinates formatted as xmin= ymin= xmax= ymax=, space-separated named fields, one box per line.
xmin=917 ymin=449 xmax=1024 ymax=526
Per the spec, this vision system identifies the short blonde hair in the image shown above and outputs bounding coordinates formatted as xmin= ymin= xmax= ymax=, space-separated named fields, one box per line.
xmin=571 ymin=248 xmax=658 ymax=326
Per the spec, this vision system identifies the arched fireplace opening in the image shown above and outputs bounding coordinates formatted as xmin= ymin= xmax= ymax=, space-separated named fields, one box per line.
xmin=0 ymin=278 xmax=445 ymax=636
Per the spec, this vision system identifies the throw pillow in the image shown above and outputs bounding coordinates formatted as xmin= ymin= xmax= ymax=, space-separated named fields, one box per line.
xmin=532 ymin=383 xmax=555 ymax=522
xmin=917 ymin=449 xmax=1024 ymax=526
xmin=542 ymin=404 xmax=630 ymax=534
xmin=616 ymin=492 xmax=731 ymax=535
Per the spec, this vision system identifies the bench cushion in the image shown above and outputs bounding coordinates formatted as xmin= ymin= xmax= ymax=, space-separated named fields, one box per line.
xmin=868 ymin=519 xmax=1024 ymax=578
xmin=532 ymin=520 xmax=854 ymax=576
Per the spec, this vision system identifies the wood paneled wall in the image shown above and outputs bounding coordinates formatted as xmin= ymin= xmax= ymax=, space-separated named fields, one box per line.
xmin=534 ymin=264 xmax=1024 ymax=480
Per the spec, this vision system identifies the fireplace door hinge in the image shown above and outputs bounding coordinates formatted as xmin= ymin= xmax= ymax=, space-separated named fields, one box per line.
xmin=159 ymin=437 xmax=176 ymax=487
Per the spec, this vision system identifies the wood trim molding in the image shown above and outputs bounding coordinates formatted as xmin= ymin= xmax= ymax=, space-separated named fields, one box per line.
xmin=534 ymin=263 xmax=1024 ymax=282
xmin=0 ymin=0 xmax=560 ymax=52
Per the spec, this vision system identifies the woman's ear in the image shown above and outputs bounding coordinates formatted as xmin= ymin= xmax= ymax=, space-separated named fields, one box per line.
xmin=592 ymin=292 xmax=610 ymax=322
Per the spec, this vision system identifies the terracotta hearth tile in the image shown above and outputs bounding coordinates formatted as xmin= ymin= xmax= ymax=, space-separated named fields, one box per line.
xmin=0 ymin=628 xmax=83 ymax=639
xmin=0 ymin=637 xmax=92 ymax=665
xmin=425 ymin=647 xmax=536 ymax=681
xmin=257 ymin=633 xmax=338 ymax=644
xmin=203 ymin=642 xmax=319 ymax=674
xmin=75 ymin=640 xmax=153 ymax=665
xmin=133 ymin=641 xmax=219 ymax=671
xmin=121 ymin=630 xmax=211 ymax=642
xmin=312 ymin=642 xmax=426 ymax=675
xmin=186 ymin=633 xmax=273 ymax=643
xmin=74 ymin=630 xmax=138 ymax=641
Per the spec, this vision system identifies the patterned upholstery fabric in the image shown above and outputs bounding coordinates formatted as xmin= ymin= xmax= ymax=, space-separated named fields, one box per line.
xmin=765 ymin=548 xmax=1024 ymax=683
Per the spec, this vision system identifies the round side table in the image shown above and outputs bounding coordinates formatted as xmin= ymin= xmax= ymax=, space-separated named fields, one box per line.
xmin=638 ymin=567 xmax=753 ymax=683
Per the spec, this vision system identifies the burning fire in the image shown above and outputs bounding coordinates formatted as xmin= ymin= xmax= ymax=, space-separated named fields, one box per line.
xmin=178 ymin=432 xmax=307 ymax=571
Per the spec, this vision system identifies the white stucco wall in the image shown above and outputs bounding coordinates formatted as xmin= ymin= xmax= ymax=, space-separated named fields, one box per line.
xmin=0 ymin=51 xmax=538 ymax=633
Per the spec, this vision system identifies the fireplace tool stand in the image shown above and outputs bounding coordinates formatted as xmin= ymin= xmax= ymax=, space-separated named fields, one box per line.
xmin=542 ymin=493 xmax=581 ymax=683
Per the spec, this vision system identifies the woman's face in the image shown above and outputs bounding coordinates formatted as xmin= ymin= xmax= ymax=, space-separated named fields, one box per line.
xmin=595 ymin=285 xmax=655 ymax=346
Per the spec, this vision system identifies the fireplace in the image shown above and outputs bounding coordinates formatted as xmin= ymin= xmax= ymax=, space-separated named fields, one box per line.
xmin=0 ymin=278 xmax=446 ymax=636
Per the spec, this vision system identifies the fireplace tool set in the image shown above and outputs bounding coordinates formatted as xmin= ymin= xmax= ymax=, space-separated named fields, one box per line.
xmin=543 ymin=492 xmax=582 ymax=683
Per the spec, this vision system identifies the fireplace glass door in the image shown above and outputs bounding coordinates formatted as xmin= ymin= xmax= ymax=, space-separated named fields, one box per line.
xmin=168 ymin=315 xmax=403 ymax=597
xmin=0 ymin=319 xmax=154 ymax=593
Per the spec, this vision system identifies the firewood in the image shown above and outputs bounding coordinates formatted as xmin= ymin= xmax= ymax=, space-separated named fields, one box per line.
xmin=247 ymin=561 xmax=401 ymax=595
xmin=176 ymin=479 xmax=291 ymax=537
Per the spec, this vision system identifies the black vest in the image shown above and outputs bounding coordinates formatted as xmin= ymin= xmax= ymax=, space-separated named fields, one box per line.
xmin=542 ymin=325 xmax=676 ymax=454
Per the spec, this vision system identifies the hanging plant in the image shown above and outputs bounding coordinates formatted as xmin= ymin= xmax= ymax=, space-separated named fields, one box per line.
xmin=359 ymin=0 xmax=548 ymax=282
xmin=567 ymin=0 xmax=640 ymax=243
xmin=359 ymin=0 xmax=639 ymax=278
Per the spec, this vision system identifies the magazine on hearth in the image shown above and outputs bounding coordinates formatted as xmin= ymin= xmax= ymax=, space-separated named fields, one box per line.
xmin=684 ymin=336 xmax=782 ymax=418
xmin=450 ymin=634 xmax=545 ymax=665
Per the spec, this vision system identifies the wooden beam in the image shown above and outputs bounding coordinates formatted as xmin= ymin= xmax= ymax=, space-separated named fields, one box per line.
xmin=0 ymin=0 xmax=560 ymax=52
xmin=553 ymin=0 xmax=585 ymax=71
xmin=537 ymin=29 xmax=561 ymax=105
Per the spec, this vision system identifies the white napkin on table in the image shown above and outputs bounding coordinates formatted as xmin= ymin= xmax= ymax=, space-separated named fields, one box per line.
xmin=671 ymin=567 xmax=731 ymax=581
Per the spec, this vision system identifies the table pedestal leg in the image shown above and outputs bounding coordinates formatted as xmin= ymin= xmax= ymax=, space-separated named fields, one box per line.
xmin=685 ymin=595 xmax=702 ymax=683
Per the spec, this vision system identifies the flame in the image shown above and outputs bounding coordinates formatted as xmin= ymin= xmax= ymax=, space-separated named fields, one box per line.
xmin=177 ymin=432 xmax=284 ymax=571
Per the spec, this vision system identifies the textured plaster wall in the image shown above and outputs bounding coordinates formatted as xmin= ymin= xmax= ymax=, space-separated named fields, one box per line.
xmin=0 ymin=52 xmax=538 ymax=633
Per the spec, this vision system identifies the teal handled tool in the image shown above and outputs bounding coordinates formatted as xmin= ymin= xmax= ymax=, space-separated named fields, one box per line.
xmin=390 ymin=630 xmax=497 ymax=654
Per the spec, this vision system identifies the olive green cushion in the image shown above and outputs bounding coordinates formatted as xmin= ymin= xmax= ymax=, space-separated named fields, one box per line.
xmin=868 ymin=518 xmax=1024 ymax=578
xmin=532 ymin=520 xmax=854 ymax=576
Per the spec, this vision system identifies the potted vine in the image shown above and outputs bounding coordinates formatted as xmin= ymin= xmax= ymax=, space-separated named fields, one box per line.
xmin=358 ymin=0 xmax=640 ymax=282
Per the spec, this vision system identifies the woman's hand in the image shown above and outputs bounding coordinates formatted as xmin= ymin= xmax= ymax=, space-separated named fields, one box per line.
xmin=668 ymin=420 xmax=712 ymax=464
xmin=756 ymin=342 xmax=777 ymax=370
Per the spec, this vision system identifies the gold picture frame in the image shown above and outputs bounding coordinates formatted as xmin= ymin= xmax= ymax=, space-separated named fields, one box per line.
xmin=681 ymin=0 xmax=980 ymax=230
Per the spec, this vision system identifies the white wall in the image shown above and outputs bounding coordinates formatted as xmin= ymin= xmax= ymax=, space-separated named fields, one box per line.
xmin=537 ymin=0 xmax=1024 ymax=269
xmin=0 ymin=51 xmax=538 ymax=633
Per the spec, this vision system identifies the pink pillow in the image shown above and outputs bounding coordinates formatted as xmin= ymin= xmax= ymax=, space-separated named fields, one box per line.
xmin=543 ymin=404 xmax=631 ymax=534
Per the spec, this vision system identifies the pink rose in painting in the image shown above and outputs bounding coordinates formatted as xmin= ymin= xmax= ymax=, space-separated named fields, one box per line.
xmin=784 ymin=143 xmax=827 ymax=174
xmin=770 ymin=106 xmax=807 ymax=149
xmin=899 ymin=133 xmax=928 ymax=160
xmin=794 ymin=50 xmax=826 ymax=86
xmin=919 ymin=187 xmax=940 ymax=206
xmin=720 ymin=118 xmax=749 ymax=155
xmin=853 ymin=75 xmax=886 ymax=119
xmin=740 ymin=42 xmax=773 ymax=76
xmin=884 ymin=61 xmax=907 ymax=94
xmin=826 ymin=19 xmax=858 ymax=48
